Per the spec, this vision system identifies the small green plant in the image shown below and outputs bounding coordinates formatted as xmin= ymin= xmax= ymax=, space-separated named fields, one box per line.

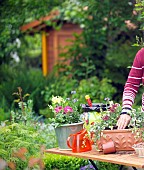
xmin=11 ymin=87 xmax=43 ymax=125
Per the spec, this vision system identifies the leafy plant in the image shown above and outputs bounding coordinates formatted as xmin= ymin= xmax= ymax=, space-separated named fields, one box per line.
xmin=44 ymin=154 xmax=121 ymax=170
xmin=41 ymin=75 xmax=78 ymax=104
xmin=0 ymin=123 xmax=46 ymax=169
xmin=0 ymin=64 xmax=49 ymax=114
xmin=90 ymin=99 xmax=122 ymax=141
xmin=74 ymin=77 xmax=117 ymax=104
xmin=95 ymin=161 xmax=120 ymax=170
xmin=47 ymin=91 xmax=83 ymax=128
xmin=133 ymin=0 xmax=144 ymax=47
xmin=0 ymin=88 xmax=57 ymax=169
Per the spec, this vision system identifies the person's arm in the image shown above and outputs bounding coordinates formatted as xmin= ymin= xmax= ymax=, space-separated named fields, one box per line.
xmin=117 ymin=48 xmax=144 ymax=129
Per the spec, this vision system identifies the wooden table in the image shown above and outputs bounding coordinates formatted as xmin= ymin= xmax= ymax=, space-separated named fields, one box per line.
xmin=45 ymin=147 xmax=144 ymax=170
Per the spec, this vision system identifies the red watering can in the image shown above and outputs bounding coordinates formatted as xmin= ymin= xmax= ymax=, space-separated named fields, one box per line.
xmin=67 ymin=129 xmax=92 ymax=153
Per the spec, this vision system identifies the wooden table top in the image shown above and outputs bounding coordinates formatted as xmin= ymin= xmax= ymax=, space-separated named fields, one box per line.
xmin=45 ymin=147 xmax=144 ymax=168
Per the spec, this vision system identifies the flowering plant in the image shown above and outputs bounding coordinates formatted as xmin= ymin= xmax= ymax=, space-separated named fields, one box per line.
xmin=89 ymin=98 xmax=144 ymax=141
xmin=89 ymin=99 xmax=121 ymax=140
xmin=48 ymin=91 xmax=83 ymax=128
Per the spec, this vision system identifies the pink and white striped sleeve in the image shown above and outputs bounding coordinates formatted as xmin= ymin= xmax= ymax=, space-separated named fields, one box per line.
xmin=122 ymin=48 xmax=144 ymax=113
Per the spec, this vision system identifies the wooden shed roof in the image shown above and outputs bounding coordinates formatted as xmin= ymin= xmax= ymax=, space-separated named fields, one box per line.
xmin=20 ymin=10 xmax=60 ymax=32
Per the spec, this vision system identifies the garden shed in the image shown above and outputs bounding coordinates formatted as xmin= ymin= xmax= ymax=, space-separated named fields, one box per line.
xmin=20 ymin=10 xmax=83 ymax=76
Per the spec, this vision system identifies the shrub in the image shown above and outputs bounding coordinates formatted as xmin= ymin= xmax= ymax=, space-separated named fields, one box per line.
xmin=44 ymin=153 xmax=88 ymax=170
xmin=73 ymin=76 xmax=117 ymax=105
xmin=0 ymin=63 xmax=47 ymax=115
xmin=0 ymin=88 xmax=57 ymax=169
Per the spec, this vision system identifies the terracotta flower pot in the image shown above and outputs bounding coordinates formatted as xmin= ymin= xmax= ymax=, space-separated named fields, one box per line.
xmin=96 ymin=129 xmax=143 ymax=151
xmin=102 ymin=140 xmax=116 ymax=154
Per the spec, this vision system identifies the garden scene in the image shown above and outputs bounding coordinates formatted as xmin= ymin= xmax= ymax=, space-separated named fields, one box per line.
xmin=0 ymin=0 xmax=144 ymax=169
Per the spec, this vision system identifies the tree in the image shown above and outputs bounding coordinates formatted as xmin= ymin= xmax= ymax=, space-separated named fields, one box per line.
xmin=0 ymin=0 xmax=63 ymax=64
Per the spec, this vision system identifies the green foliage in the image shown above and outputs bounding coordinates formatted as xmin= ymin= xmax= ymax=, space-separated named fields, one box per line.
xmin=133 ymin=0 xmax=144 ymax=47
xmin=20 ymin=34 xmax=41 ymax=58
xmin=105 ymin=43 xmax=141 ymax=100
xmin=0 ymin=123 xmax=44 ymax=169
xmin=44 ymin=153 xmax=87 ymax=170
xmin=0 ymin=64 xmax=79 ymax=117
xmin=58 ymin=0 xmax=87 ymax=25
xmin=11 ymin=87 xmax=36 ymax=124
xmin=54 ymin=0 xmax=142 ymax=102
xmin=44 ymin=154 xmax=121 ymax=170
xmin=41 ymin=76 xmax=116 ymax=118
xmin=74 ymin=77 xmax=116 ymax=104
xmin=96 ymin=161 xmax=120 ymax=170
xmin=0 ymin=0 xmax=63 ymax=63
xmin=60 ymin=0 xmax=140 ymax=79
xmin=0 ymin=108 xmax=10 ymax=122
xmin=18 ymin=34 xmax=42 ymax=68
xmin=0 ymin=122 xmax=57 ymax=169
xmin=0 ymin=63 xmax=47 ymax=113
xmin=0 ymin=89 xmax=57 ymax=169
xmin=58 ymin=34 xmax=96 ymax=80
xmin=1 ymin=0 xmax=143 ymax=109
xmin=41 ymin=75 xmax=79 ymax=104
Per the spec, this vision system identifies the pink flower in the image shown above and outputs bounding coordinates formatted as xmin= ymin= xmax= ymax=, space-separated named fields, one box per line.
xmin=109 ymin=103 xmax=119 ymax=113
xmin=102 ymin=115 xmax=109 ymax=121
xmin=54 ymin=106 xmax=62 ymax=113
xmin=86 ymin=119 xmax=89 ymax=125
xmin=64 ymin=106 xmax=73 ymax=114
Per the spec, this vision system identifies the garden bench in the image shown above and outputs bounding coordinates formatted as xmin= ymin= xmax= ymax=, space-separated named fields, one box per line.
xmin=45 ymin=146 xmax=144 ymax=170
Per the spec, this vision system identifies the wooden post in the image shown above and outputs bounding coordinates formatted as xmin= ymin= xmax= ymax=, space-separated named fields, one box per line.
xmin=42 ymin=31 xmax=48 ymax=76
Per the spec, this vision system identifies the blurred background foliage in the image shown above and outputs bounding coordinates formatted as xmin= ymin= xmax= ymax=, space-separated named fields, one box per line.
xmin=0 ymin=0 xmax=144 ymax=121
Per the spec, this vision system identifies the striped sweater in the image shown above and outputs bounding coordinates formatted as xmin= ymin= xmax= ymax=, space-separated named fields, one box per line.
xmin=122 ymin=48 xmax=144 ymax=113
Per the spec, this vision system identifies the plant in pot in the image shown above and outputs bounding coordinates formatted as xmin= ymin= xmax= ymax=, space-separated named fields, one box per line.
xmin=89 ymin=98 xmax=144 ymax=153
xmin=47 ymin=91 xmax=84 ymax=150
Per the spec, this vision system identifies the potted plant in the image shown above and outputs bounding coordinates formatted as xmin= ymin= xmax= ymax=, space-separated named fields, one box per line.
xmin=48 ymin=91 xmax=84 ymax=150
xmin=88 ymin=98 xmax=144 ymax=152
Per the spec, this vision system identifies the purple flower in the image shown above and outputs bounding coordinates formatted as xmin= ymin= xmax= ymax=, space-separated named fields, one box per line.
xmin=102 ymin=115 xmax=109 ymax=121
xmin=66 ymin=98 xmax=70 ymax=101
xmin=80 ymin=164 xmax=95 ymax=170
xmin=73 ymin=99 xmax=78 ymax=103
xmin=71 ymin=91 xmax=76 ymax=94
xmin=54 ymin=106 xmax=62 ymax=113
xmin=64 ymin=106 xmax=73 ymax=114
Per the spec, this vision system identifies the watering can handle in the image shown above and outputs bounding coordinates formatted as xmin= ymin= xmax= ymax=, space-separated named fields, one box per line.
xmin=67 ymin=134 xmax=74 ymax=149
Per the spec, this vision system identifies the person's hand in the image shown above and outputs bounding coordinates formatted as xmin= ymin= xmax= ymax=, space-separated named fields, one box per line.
xmin=116 ymin=114 xmax=131 ymax=129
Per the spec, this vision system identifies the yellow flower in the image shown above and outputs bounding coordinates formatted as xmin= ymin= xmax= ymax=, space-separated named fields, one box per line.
xmin=85 ymin=95 xmax=90 ymax=100
xmin=52 ymin=96 xmax=65 ymax=104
